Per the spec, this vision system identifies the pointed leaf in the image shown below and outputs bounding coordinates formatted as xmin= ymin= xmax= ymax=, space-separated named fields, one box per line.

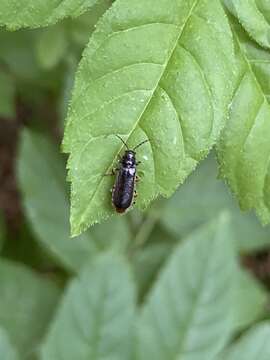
xmin=63 ymin=0 xmax=235 ymax=235
xmin=224 ymin=0 xmax=270 ymax=49
xmin=217 ymin=18 xmax=270 ymax=225
xmin=137 ymin=214 xmax=236 ymax=360
xmin=223 ymin=322 xmax=270 ymax=360
xmin=0 ymin=259 xmax=60 ymax=358
xmin=0 ymin=0 xmax=100 ymax=29
xmin=41 ymin=256 xmax=136 ymax=360
xmin=0 ymin=328 xmax=18 ymax=360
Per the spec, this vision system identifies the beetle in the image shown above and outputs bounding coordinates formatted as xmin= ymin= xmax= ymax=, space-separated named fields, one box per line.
xmin=110 ymin=135 xmax=148 ymax=213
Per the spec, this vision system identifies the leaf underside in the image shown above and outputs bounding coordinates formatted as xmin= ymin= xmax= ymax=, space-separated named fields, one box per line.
xmin=0 ymin=0 xmax=99 ymax=29
xmin=64 ymin=0 xmax=235 ymax=236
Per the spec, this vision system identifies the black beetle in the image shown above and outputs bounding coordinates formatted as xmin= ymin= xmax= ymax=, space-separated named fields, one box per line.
xmin=111 ymin=135 xmax=148 ymax=213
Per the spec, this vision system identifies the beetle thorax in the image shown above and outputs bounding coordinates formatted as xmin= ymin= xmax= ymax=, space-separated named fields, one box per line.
xmin=122 ymin=150 xmax=136 ymax=167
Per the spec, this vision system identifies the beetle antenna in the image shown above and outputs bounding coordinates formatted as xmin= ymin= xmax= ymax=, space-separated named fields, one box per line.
xmin=133 ymin=139 xmax=149 ymax=151
xmin=115 ymin=134 xmax=129 ymax=150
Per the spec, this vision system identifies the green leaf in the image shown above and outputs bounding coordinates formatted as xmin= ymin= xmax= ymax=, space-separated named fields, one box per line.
xmin=0 ymin=72 xmax=15 ymax=118
xmin=137 ymin=214 xmax=236 ymax=360
xmin=17 ymin=128 xmax=97 ymax=272
xmin=0 ymin=213 xmax=5 ymax=253
xmin=63 ymin=0 xmax=235 ymax=236
xmin=218 ymin=17 xmax=270 ymax=225
xmin=161 ymin=156 xmax=270 ymax=253
xmin=67 ymin=0 xmax=113 ymax=47
xmin=36 ymin=25 xmax=68 ymax=70
xmin=0 ymin=0 xmax=101 ymax=29
xmin=223 ymin=322 xmax=270 ymax=360
xmin=0 ymin=328 xmax=18 ymax=360
xmin=41 ymin=255 xmax=136 ymax=360
xmin=224 ymin=0 xmax=270 ymax=49
xmin=0 ymin=259 xmax=60 ymax=359
xmin=233 ymin=269 xmax=268 ymax=331
xmin=132 ymin=242 xmax=173 ymax=301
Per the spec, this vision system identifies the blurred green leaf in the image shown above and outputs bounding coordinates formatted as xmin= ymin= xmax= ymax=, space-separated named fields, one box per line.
xmin=233 ymin=268 xmax=269 ymax=331
xmin=0 ymin=0 xmax=101 ymax=29
xmin=41 ymin=255 xmax=136 ymax=360
xmin=0 ymin=259 xmax=60 ymax=359
xmin=137 ymin=213 xmax=236 ymax=360
xmin=0 ymin=328 xmax=18 ymax=360
xmin=0 ymin=213 xmax=5 ymax=253
xmin=36 ymin=25 xmax=68 ymax=70
xmin=223 ymin=322 xmax=270 ymax=360
xmin=224 ymin=0 xmax=270 ymax=49
xmin=63 ymin=0 xmax=235 ymax=236
xmin=90 ymin=217 xmax=131 ymax=253
xmin=18 ymin=129 xmax=131 ymax=272
xmin=132 ymin=242 xmax=173 ymax=301
xmin=0 ymin=30 xmax=41 ymax=81
xmin=67 ymin=0 xmax=113 ymax=47
xmin=217 ymin=17 xmax=270 ymax=225
xmin=162 ymin=156 xmax=270 ymax=253
xmin=17 ymin=128 xmax=97 ymax=272
xmin=0 ymin=72 xmax=15 ymax=118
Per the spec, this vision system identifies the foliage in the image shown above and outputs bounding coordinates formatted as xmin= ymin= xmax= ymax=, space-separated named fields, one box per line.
xmin=0 ymin=1 xmax=270 ymax=359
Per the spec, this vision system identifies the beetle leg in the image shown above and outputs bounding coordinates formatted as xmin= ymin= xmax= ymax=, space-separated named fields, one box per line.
xmin=136 ymin=160 xmax=141 ymax=166
xmin=104 ymin=168 xmax=119 ymax=176
xmin=135 ymin=175 xmax=140 ymax=182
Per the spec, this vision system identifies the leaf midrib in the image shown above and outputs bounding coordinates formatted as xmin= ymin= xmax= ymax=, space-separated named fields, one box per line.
xmin=76 ymin=0 xmax=201 ymax=232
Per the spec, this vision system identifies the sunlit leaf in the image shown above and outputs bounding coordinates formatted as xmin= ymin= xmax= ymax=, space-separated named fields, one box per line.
xmin=218 ymin=18 xmax=270 ymax=225
xmin=63 ymin=0 xmax=235 ymax=235
xmin=224 ymin=0 xmax=270 ymax=49
xmin=0 ymin=0 xmax=101 ymax=29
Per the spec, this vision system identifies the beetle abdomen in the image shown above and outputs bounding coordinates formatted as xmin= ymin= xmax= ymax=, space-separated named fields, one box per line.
xmin=112 ymin=167 xmax=135 ymax=212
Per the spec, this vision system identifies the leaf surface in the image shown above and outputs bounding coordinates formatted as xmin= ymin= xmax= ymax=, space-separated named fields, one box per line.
xmin=137 ymin=214 xmax=236 ymax=360
xmin=0 ymin=259 xmax=60 ymax=358
xmin=18 ymin=129 xmax=131 ymax=272
xmin=0 ymin=0 xmax=100 ymax=29
xmin=41 ymin=256 xmax=136 ymax=360
xmin=233 ymin=269 xmax=268 ymax=331
xmin=161 ymin=156 xmax=270 ymax=253
xmin=223 ymin=322 xmax=270 ymax=360
xmin=18 ymin=129 xmax=96 ymax=272
xmin=218 ymin=18 xmax=270 ymax=225
xmin=64 ymin=0 xmax=235 ymax=235
xmin=224 ymin=0 xmax=270 ymax=49
xmin=0 ymin=328 xmax=18 ymax=360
